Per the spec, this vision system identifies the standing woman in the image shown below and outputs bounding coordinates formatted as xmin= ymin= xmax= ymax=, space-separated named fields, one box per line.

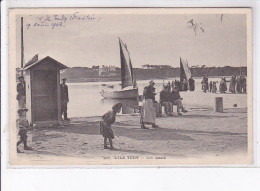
xmin=100 ymin=103 xmax=122 ymax=150
xmin=229 ymin=76 xmax=236 ymax=94
xmin=141 ymin=81 xmax=158 ymax=129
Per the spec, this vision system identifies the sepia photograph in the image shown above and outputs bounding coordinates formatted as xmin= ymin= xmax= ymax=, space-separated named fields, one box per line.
xmin=8 ymin=8 xmax=253 ymax=165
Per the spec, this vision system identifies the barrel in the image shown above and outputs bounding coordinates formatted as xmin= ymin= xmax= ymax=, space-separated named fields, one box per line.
xmin=215 ymin=97 xmax=223 ymax=112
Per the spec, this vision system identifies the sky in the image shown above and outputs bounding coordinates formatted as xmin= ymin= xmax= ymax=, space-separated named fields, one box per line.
xmin=16 ymin=12 xmax=247 ymax=68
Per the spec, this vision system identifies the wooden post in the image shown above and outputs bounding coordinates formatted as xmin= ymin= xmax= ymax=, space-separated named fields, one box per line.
xmin=57 ymin=71 xmax=61 ymax=121
xmin=25 ymin=70 xmax=32 ymax=123
xmin=21 ymin=17 xmax=24 ymax=76
xmin=215 ymin=97 xmax=223 ymax=112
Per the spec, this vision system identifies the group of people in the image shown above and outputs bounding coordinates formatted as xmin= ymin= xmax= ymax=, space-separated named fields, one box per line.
xmin=201 ymin=75 xmax=247 ymax=94
xmin=140 ymin=81 xmax=187 ymax=129
xmin=229 ymin=75 xmax=247 ymax=94
xmin=159 ymin=83 xmax=188 ymax=116
xmin=16 ymin=76 xmax=70 ymax=152
xmin=206 ymin=78 xmax=227 ymax=94
xmin=171 ymin=76 xmax=195 ymax=92
xmin=16 ymin=74 xmax=247 ymax=152
xmin=99 ymin=80 xmax=189 ymax=150
xmin=16 ymin=76 xmax=32 ymax=152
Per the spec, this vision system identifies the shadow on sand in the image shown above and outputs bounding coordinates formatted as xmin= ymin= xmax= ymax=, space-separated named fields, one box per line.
xmin=33 ymin=118 xmax=246 ymax=145
xmin=180 ymin=115 xmax=229 ymax=119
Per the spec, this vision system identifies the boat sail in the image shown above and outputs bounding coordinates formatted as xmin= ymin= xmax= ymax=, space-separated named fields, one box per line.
xmin=120 ymin=38 xmax=135 ymax=89
xmin=180 ymin=57 xmax=192 ymax=90
xmin=100 ymin=38 xmax=138 ymax=99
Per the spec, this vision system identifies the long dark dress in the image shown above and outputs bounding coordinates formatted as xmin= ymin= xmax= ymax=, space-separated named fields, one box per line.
xmin=236 ymin=77 xmax=242 ymax=93
xmin=202 ymin=77 xmax=208 ymax=92
xmin=100 ymin=111 xmax=115 ymax=139
xmin=219 ymin=79 xmax=226 ymax=93
xmin=229 ymin=77 xmax=236 ymax=93
xmin=188 ymin=78 xmax=195 ymax=91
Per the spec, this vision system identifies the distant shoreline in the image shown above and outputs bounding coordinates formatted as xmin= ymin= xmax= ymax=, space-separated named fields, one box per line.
xmin=61 ymin=66 xmax=247 ymax=83
xmin=65 ymin=76 xmax=232 ymax=83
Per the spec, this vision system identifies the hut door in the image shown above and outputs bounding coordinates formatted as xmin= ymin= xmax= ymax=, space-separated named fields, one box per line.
xmin=32 ymin=70 xmax=58 ymax=121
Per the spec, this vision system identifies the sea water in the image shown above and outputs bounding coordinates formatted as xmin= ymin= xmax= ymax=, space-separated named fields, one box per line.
xmin=67 ymin=77 xmax=247 ymax=117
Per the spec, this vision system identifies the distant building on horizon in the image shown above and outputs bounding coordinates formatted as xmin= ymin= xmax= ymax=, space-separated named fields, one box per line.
xmin=99 ymin=65 xmax=117 ymax=77
xmin=142 ymin=65 xmax=157 ymax=69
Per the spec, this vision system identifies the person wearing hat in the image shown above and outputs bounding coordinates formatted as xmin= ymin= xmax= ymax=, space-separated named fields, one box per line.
xmin=141 ymin=81 xmax=158 ymax=129
xmin=17 ymin=108 xmax=33 ymax=152
xmin=100 ymin=103 xmax=122 ymax=150
xmin=160 ymin=85 xmax=173 ymax=116
xmin=17 ymin=76 xmax=26 ymax=108
xmin=171 ymin=86 xmax=187 ymax=116
xmin=60 ymin=78 xmax=69 ymax=121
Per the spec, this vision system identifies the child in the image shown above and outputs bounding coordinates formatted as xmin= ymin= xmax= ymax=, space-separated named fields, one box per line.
xmin=212 ymin=82 xmax=217 ymax=93
xmin=17 ymin=108 xmax=33 ymax=153
xmin=100 ymin=103 xmax=122 ymax=150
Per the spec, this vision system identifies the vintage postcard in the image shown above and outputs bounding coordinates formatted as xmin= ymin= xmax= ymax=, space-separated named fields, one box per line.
xmin=9 ymin=8 xmax=253 ymax=166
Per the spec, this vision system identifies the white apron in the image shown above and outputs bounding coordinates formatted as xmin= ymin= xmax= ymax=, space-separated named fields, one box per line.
xmin=142 ymin=99 xmax=156 ymax=123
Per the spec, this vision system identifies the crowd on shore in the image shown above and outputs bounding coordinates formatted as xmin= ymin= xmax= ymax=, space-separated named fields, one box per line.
xmin=140 ymin=81 xmax=188 ymax=129
xmin=201 ymin=75 xmax=247 ymax=94
xmin=16 ymin=74 xmax=247 ymax=151
xmin=16 ymin=76 xmax=70 ymax=152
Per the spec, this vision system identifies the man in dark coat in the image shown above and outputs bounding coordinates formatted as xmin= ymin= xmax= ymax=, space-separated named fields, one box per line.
xmin=60 ymin=78 xmax=69 ymax=120
xmin=170 ymin=86 xmax=187 ymax=116
xmin=160 ymin=85 xmax=173 ymax=116
xmin=17 ymin=76 xmax=26 ymax=108
xmin=188 ymin=76 xmax=195 ymax=91
xmin=241 ymin=76 xmax=247 ymax=93
xmin=229 ymin=76 xmax=236 ymax=94
xmin=236 ymin=76 xmax=242 ymax=93
xmin=202 ymin=75 xmax=208 ymax=93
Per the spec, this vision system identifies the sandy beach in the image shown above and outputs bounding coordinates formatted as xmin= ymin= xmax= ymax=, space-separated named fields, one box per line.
xmin=15 ymin=91 xmax=250 ymax=165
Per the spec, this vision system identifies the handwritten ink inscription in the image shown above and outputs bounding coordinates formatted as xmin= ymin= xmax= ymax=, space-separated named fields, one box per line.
xmin=26 ymin=12 xmax=102 ymax=30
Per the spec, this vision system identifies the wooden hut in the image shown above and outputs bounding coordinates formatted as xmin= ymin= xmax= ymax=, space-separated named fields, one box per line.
xmin=23 ymin=56 xmax=68 ymax=124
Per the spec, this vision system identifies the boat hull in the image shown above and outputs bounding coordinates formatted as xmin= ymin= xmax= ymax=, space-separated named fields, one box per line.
xmin=101 ymin=88 xmax=138 ymax=99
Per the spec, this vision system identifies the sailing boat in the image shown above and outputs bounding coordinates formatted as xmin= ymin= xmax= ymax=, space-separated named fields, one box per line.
xmin=180 ymin=57 xmax=192 ymax=90
xmin=100 ymin=38 xmax=138 ymax=99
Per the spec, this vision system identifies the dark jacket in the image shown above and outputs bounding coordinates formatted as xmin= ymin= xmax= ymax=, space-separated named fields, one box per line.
xmin=16 ymin=82 xmax=26 ymax=100
xmin=143 ymin=86 xmax=156 ymax=101
xmin=17 ymin=82 xmax=26 ymax=96
xmin=60 ymin=83 xmax=69 ymax=101
xmin=189 ymin=78 xmax=195 ymax=91
xmin=170 ymin=91 xmax=181 ymax=102
xmin=160 ymin=90 xmax=171 ymax=103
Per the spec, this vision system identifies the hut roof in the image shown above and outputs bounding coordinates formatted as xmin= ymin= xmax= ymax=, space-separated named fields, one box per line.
xmin=23 ymin=56 xmax=68 ymax=70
